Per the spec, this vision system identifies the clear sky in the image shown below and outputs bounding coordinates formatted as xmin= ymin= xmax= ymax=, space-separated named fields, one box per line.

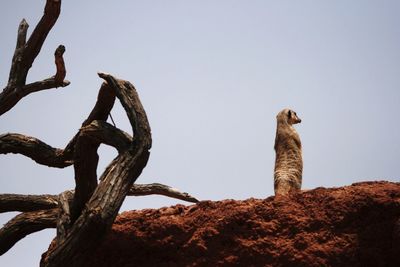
xmin=1 ymin=0 xmax=399 ymax=266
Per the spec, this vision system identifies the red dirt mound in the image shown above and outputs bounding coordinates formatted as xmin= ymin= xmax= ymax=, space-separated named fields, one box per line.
xmin=78 ymin=181 xmax=400 ymax=266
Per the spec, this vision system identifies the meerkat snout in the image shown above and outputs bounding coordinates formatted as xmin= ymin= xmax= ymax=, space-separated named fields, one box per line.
xmin=274 ymin=108 xmax=303 ymax=196
xmin=287 ymin=110 xmax=301 ymax=124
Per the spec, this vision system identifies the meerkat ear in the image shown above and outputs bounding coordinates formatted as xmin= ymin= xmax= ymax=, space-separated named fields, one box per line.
xmin=288 ymin=110 xmax=292 ymax=118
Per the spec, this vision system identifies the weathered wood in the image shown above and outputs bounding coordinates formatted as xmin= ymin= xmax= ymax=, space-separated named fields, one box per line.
xmin=42 ymin=75 xmax=152 ymax=267
xmin=70 ymin=133 xmax=99 ymax=223
xmin=70 ymin=83 xmax=116 ymax=222
xmin=0 ymin=183 xmax=197 ymax=214
xmin=22 ymin=0 xmax=61 ymax=80
xmin=0 ymin=0 xmax=200 ymax=264
xmin=82 ymin=82 xmax=116 ymax=127
xmin=7 ymin=19 xmax=28 ymax=87
xmin=0 ymin=209 xmax=58 ymax=256
xmin=98 ymin=73 xmax=152 ymax=148
xmin=56 ymin=191 xmax=73 ymax=245
xmin=0 ymin=183 xmax=198 ymax=252
xmin=0 ymin=133 xmax=73 ymax=168
xmin=0 ymin=194 xmax=58 ymax=213
xmin=0 ymin=0 xmax=66 ymax=116
xmin=129 ymin=183 xmax=199 ymax=203
xmin=80 ymin=120 xmax=133 ymax=153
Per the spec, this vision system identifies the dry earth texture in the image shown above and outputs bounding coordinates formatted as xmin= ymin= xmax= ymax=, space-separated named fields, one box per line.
xmin=42 ymin=181 xmax=400 ymax=267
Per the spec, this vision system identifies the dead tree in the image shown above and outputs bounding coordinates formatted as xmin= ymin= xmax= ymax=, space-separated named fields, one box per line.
xmin=0 ymin=1 xmax=198 ymax=266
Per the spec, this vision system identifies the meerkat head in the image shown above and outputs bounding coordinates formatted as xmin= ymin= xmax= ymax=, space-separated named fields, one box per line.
xmin=277 ymin=108 xmax=301 ymax=125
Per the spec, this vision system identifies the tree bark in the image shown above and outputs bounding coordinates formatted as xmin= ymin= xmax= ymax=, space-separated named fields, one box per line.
xmin=42 ymin=74 xmax=152 ymax=267
xmin=0 ymin=0 xmax=68 ymax=116
xmin=0 ymin=209 xmax=58 ymax=256
xmin=0 ymin=133 xmax=73 ymax=168
xmin=0 ymin=183 xmax=198 ymax=256
xmin=0 ymin=194 xmax=58 ymax=213
xmin=0 ymin=1 xmax=200 ymax=264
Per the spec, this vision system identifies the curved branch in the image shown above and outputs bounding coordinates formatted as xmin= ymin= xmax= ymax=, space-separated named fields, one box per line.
xmin=0 ymin=194 xmax=58 ymax=213
xmin=0 ymin=133 xmax=73 ymax=168
xmin=0 ymin=183 xmax=198 ymax=214
xmin=97 ymin=73 xmax=152 ymax=148
xmin=20 ymin=44 xmax=69 ymax=94
xmin=129 ymin=183 xmax=199 ymax=203
xmin=0 ymin=81 xmax=116 ymax=168
xmin=80 ymin=120 xmax=133 ymax=153
xmin=0 ymin=44 xmax=70 ymax=116
xmin=43 ymin=74 xmax=152 ymax=267
xmin=0 ymin=182 xmax=198 ymax=254
xmin=0 ymin=209 xmax=58 ymax=256
xmin=70 ymin=83 xmax=117 ymax=222
xmin=82 ymin=82 xmax=116 ymax=127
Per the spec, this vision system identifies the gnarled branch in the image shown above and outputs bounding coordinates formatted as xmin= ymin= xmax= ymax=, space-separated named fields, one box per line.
xmin=0 ymin=194 xmax=58 ymax=213
xmin=43 ymin=74 xmax=152 ymax=267
xmin=0 ymin=183 xmax=198 ymax=255
xmin=80 ymin=120 xmax=133 ymax=153
xmin=22 ymin=0 xmax=61 ymax=81
xmin=0 ymin=0 xmax=67 ymax=116
xmin=0 ymin=209 xmax=58 ymax=256
xmin=70 ymin=83 xmax=116 ymax=222
xmin=0 ymin=133 xmax=73 ymax=168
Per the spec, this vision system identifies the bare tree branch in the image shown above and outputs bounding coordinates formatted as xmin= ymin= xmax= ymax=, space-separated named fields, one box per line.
xmin=0 ymin=0 xmax=67 ymax=116
xmin=80 ymin=120 xmax=133 ymax=153
xmin=43 ymin=74 xmax=152 ymax=267
xmin=0 ymin=183 xmax=197 ymax=214
xmin=1 ymin=1 xmax=198 ymax=263
xmin=0 ymin=194 xmax=58 ymax=213
xmin=82 ymin=82 xmax=116 ymax=127
xmin=0 ymin=209 xmax=58 ymax=256
xmin=7 ymin=19 xmax=29 ymax=87
xmin=0 ymin=183 xmax=198 ymax=254
xmin=22 ymin=78 xmax=70 ymax=94
xmin=0 ymin=133 xmax=73 ymax=168
xmin=70 ymin=83 xmax=116 ymax=222
xmin=22 ymin=0 xmax=62 ymax=80
xmin=20 ymin=45 xmax=69 ymax=93
xmin=129 ymin=183 xmax=199 ymax=203
xmin=98 ymin=73 xmax=152 ymax=148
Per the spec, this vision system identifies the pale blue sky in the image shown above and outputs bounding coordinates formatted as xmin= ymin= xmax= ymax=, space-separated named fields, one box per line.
xmin=1 ymin=1 xmax=400 ymax=266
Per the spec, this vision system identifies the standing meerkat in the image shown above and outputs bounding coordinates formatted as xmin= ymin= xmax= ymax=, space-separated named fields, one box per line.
xmin=274 ymin=108 xmax=303 ymax=195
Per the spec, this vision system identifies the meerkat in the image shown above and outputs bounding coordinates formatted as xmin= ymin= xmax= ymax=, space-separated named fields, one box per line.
xmin=274 ymin=108 xmax=303 ymax=196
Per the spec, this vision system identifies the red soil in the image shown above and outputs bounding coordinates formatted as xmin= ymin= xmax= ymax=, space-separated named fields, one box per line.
xmin=72 ymin=181 xmax=400 ymax=266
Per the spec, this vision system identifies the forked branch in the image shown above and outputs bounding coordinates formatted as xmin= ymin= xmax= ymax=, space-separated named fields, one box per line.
xmin=0 ymin=0 xmax=68 ymax=116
